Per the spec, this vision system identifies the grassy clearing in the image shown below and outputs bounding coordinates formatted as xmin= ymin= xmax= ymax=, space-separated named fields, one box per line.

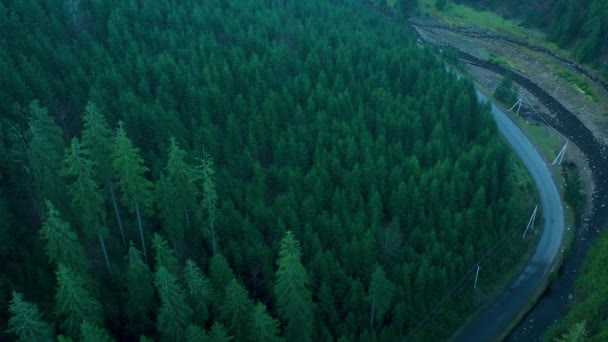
xmin=549 ymin=66 xmax=598 ymax=102
xmin=417 ymin=0 xmax=563 ymax=54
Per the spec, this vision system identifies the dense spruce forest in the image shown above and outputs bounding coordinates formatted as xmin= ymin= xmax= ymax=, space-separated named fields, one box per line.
xmin=1 ymin=0 xmax=530 ymax=340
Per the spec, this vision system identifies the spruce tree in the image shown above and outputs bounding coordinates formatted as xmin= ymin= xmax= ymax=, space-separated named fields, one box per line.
xmin=249 ymin=302 xmax=283 ymax=342
xmin=125 ymin=243 xmax=154 ymax=335
xmin=26 ymin=100 xmax=66 ymax=213
xmin=61 ymin=137 xmax=112 ymax=274
xmin=80 ymin=321 xmax=113 ymax=342
xmin=154 ymin=266 xmax=192 ymax=341
xmin=198 ymin=151 xmax=218 ymax=255
xmin=274 ymin=231 xmax=313 ymax=342
xmin=81 ymin=101 xmax=127 ymax=247
xmin=7 ymin=291 xmax=55 ymax=342
xmin=368 ymin=265 xmax=395 ymax=330
xmin=152 ymin=233 xmax=179 ymax=274
xmin=40 ymin=201 xmax=88 ymax=273
xmin=183 ymin=259 xmax=212 ymax=324
xmin=156 ymin=138 xmax=200 ymax=247
xmin=112 ymin=122 xmax=153 ymax=261
xmin=220 ymin=279 xmax=253 ymax=341
xmin=55 ymin=264 xmax=104 ymax=338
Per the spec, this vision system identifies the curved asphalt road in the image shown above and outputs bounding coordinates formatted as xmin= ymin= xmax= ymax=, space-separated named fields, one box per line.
xmin=450 ymin=90 xmax=565 ymax=342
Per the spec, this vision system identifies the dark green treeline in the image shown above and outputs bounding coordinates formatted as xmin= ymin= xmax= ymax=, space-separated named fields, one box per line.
xmin=1 ymin=0 xmax=524 ymax=340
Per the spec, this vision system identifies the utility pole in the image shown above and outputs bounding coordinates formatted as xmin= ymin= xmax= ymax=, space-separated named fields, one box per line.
xmin=508 ymin=88 xmax=523 ymax=116
xmin=474 ymin=265 xmax=481 ymax=289
xmin=523 ymin=204 xmax=539 ymax=238
xmin=551 ymin=142 xmax=568 ymax=166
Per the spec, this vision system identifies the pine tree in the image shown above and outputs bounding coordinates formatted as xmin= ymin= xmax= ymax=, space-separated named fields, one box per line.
xmin=112 ymin=122 xmax=153 ymax=261
xmin=26 ymin=100 xmax=66 ymax=213
xmin=80 ymin=321 xmax=113 ymax=342
xmin=368 ymin=265 xmax=395 ymax=330
xmin=208 ymin=322 xmax=232 ymax=342
xmin=183 ymin=259 xmax=212 ymax=324
xmin=125 ymin=243 xmax=154 ymax=335
xmin=39 ymin=201 xmax=88 ymax=273
xmin=55 ymin=264 xmax=104 ymax=338
xmin=156 ymin=138 xmax=200 ymax=247
xmin=185 ymin=324 xmax=207 ymax=341
xmin=152 ymin=233 xmax=179 ymax=274
xmin=61 ymin=137 xmax=112 ymax=274
xmin=154 ymin=266 xmax=192 ymax=341
xmin=7 ymin=291 xmax=55 ymax=342
xmin=220 ymin=279 xmax=253 ymax=341
xmin=198 ymin=150 xmax=218 ymax=255
xmin=249 ymin=302 xmax=283 ymax=342
xmin=81 ymin=101 xmax=127 ymax=247
xmin=274 ymin=231 xmax=313 ymax=342
xmin=209 ymin=253 xmax=236 ymax=297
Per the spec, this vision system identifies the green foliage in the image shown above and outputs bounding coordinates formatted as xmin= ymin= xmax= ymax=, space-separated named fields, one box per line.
xmin=183 ymin=260 xmax=212 ymax=325
xmin=154 ymin=266 xmax=192 ymax=341
xmin=61 ymin=138 xmax=106 ymax=237
xmin=39 ymin=201 xmax=88 ymax=273
xmin=545 ymin=231 xmax=608 ymax=340
xmin=0 ymin=0 xmax=529 ymax=340
xmin=220 ymin=279 xmax=254 ymax=341
xmin=125 ymin=243 xmax=154 ymax=336
xmin=112 ymin=122 xmax=153 ymax=213
xmin=564 ymin=168 xmax=585 ymax=219
xmin=493 ymin=72 xmax=518 ymax=105
xmin=152 ymin=233 xmax=179 ymax=274
xmin=81 ymin=102 xmax=114 ymax=185
xmin=26 ymin=100 xmax=66 ymax=209
xmin=368 ymin=265 xmax=395 ymax=328
xmin=275 ymin=231 xmax=313 ymax=342
xmin=8 ymin=291 xmax=54 ymax=342
xmin=435 ymin=0 xmax=447 ymax=11
xmin=249 ymin=303 xmax=283 ymax=342
xmin=80 ymin=321 xmax=113 ymax=342
xmin=55 ymin=264 xmax=104 ymax=339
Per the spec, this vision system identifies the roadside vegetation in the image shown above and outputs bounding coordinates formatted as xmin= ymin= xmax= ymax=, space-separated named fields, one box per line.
xmin=544 ymin=229 xmax=608 ymax=341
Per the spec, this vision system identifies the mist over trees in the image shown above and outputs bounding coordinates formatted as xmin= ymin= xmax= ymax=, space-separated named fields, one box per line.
xmin=1 ymin=0 xmax=528 ymax=340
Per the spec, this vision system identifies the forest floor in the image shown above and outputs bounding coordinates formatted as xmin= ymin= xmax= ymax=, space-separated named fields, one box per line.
xmin=409 ymin=5 xmax=608 ymax=340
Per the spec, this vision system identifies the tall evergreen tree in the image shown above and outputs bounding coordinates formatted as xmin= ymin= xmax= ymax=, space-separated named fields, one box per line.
xmin=274 ymin=231 xmax=313 ymax=342
xmin=125 ymin=243 xmax=154 ymax=335
xmin=7 ymin=291 xmax=55 ymax=342
xmin=154 ymin=266 xmax=192 ymax=341
xmin=39 ymin=201 xmax=88 ymax=273
xmin=26 ymin=100 xmax=66 ymax=213
xmin=152 ymin=233 xmax=179 ymax=274
xmin=220 ymin=279 xmax=253 ymax=341
xmin=198 ymin=151 xmax=218 ymax=255
xmin=81 ymin=102 xmax=127 ymax=247
xmin=183 ymin=259 xmax=212 ymax=325
xmin=112 ymin=122 xmax=153 ymax=261
xmin=61 ymin=138 xmax=112 ymax=274
xmin=249 ymin=302 xmax=283 ymax=342
xmin=55 ymin=264 xmax=104 ymax=338
xmin=368 ymin=265 xmax=395 ymax=330
xmin=80 ymin=321 xmax=113 ymax=342
xmin=156 ymin=138 xmax=200 ymax=248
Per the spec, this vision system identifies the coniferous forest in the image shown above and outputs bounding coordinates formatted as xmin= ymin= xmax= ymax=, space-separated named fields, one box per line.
xmin=1 ymin=0 xmax=530 ymax=340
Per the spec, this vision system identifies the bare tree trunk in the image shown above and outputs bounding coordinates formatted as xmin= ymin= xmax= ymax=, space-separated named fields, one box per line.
xmin=184 ymin=207 xmax=191 ymax=233
xmin=134 ymin=198 xmax=148 ymax=263
xmin=109 ymin=182 xmax=126 ymax=248
xmin=98 ymin=232 xmax=112 ymax=275
xmin=370 ymin=299 xmax=376 ymax=331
